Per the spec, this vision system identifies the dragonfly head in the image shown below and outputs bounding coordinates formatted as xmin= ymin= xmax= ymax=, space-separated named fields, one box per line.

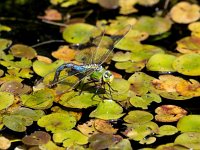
xmin=103 ymin=70 xmax=114 ymax=83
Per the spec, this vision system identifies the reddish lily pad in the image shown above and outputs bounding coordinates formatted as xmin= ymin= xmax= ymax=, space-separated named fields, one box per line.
xmin=22 ymin=131 xmax=51 ymax=145
xmin=94 ymin=119 xmax=118 ymax=134
xmin=170 ymin=2 xmax=200 ymax=24
xmin=10 ymin=44 xmax=37 ymax=59
xmin=155 ymin=105 xmax=187 ymax=122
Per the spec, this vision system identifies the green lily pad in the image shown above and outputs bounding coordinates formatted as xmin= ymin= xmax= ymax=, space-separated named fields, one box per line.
xmin=89 ymin=100 xmax=124 ymax=120
xmin=146 ymin=53 xmax=177 ymax=72
xmin=155 ymin=143 xmax=189 ymax=150
xmin=115 ymin=38 xmax=143 ymax=51
xmin=33 ymin=60 xmax=64 ymax=77
xmin=59 ymin=91 xmax=100 ymax=108
xmin=22 ymin=131 xmax=51 ymax=145
xmin=10 ymin=44 xmax=37 ymax=59
xmin=21 ymin=89 xmax=54 ymax=109
xmin=177 ymin=115 xmax=200 ymax=132
xmin=39 ymin=141 xmax=65 ymax=150
xmin=105 ymin=78 xmax=130 ymax=100
xmin=7 ymin=68 xmax=33 ymax=79
xmin=115 ymin=61 xmax=145 ymax=73
xmin=109 ymin=139 xmax=132 ymax=150
xmin=3 ymin=107 xmax=43 ymax=132
xmin=124 ymin=110 xmax=153 ymax=124
xmin=112 ymin=51 xmax=131 ymax=62
xmin=173 ymin=53 xmax=200 ymax=76
xmin=37 ymin=113 xmax=76 ymax=133
xmin=128 ymin=72 xmax=155 ymax=96
xmin=124 ymin=121 xmax=158 ymax=141
xmin=174 ymin=132 xmax=200 ymax=149
xmin=133 ymin=16 xmax=172 ymax=35
xmin=63 ymin=23 xmax=98 ymax=44
xmin=0 ymin=25 xmax=11 ymax=32
xmin=157 ymin=125 xmax=178 ymax=137
xmin=0 ymin=57 xmax=32 ymax=69
xmin=0 ymin=92 xmax=14 ymax=111
xmin=53 ymin=129 xmax=88 ymax=147
xmin=130 ymin=93 xmax=161 ymax=109
xmin=0 ymin=39 xmax=12 ymax=51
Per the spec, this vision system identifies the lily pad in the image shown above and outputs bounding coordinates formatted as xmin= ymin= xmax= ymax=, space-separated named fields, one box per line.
xmin=0 ymin=136 xmax=11 ymax=150
xmin=21 ymin=89 xmax=54 ymax=109
xmin=37 ymin=113 xmax=76 ymax=133
xmin=157 ymin=125 xmax=178 ymax=137
xmin=133 ymin=16 xmax=172 ymax=35
xmin=89 ymin=100 xmax=124 ymax=120
xmin=109 ymin=139 xmax=132 ymax=150
xmin=77 ymin=119 xmax=98 ymax=136
xmin=176 ymin=36 xmax=200 ymax=54
xmin=188 ymin=21 xmax=200 ymax=37
xmin=177 ymin=115 xmax=200 ymax=132
xmin=22 ymin=131 xmax=51 ymax=145
xmin=146 ymin=53 xmax=176 ymax=72
xmin=94 ymin=119 xmax=118 ymax=134
xmin=174 ymin=132 xmax=200 ymax=149
xmin=63 ymin=23 xmax=98 ymax=44
xmin=10 ymin=44 xmax=37 ymax=59
xmin=0 ymin=39 xmax=12 ymax=51
xmin=0 ymin=58 xmax=32 ymax=69
xmin=173 ymin=53 xmax=200 ymax=76
xmin=138 ymin=0 xmax=159 ymax=6
xmin=130 ymin=93 xmax=161 ymax=109
xmin=59 ymin=91 xmax=100 ymax=108
xmin=53 ymin=129 xmax=88 ymax=147
xmin=155 ymin=105 xmax=187 ymax=122
xmin=89 ymin=133 xmax=122 ymax=150
xmin=170 ymin=2 xmax=200 ymax=24
xmin=52 ymin=45 xmax=77 ymax=61
xmin=3 ymin=107 xmax=43 ymax=132
xmin=0 ymin=92 xmax=14 ymax=111
xmin=123 ymin=110 xmax=153 ymax=124
xmin=33 ymin=60 xmax=64 ymax=77
xmin=115 ymin=61 xmax=145 ymax=73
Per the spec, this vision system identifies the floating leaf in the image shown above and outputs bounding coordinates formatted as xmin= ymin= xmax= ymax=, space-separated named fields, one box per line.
xmin=52 ymin=45 xmax=77 ymax=61
xmin=124 ymin=110 xmax=153 ymax=124
xmin=53 ymin=129 xmax=88 ymax=147
xmin=0 ymin=25 xmax=11 ymax=32
xmin=0 ymin=39 xmax=12 ymax=51
xmin=21 ymin=89 xmax=54 ymax=109
xmin=155 ymin=105 xmax=187 ymax=122
xmin=123 ymin=121 xmax=158 ymax=141
xmin=89 ymin=133 xmax=122 ymax=150
xmin=177 ymin=115 xmax=200 ymax=132
xmin=77 ymin=119 xmax=98 ymax=136
xmin=155 ymin=143 xmax=189 ymax=150
xmin=94 ymin=119 xmax=118 ymax=134
xmin=146 ymin=53 xmax=176 ymax=72
xmin=0 ymin=81 xmax=31 ymax=95
xmin=138 ymin=0 xmax=159 ymax=6
xmin=157 ymin=125 xmax=178 ymax=137
xmin=0 ymin=136 xmax=11 ymax=150
xmin=173 ymin=53 xmax=200 ymax=76
xmin=175 ymin=132 xmax=200 ymax=149
xmin=3 ymin=107 xmax=42 ymax=132
xmin=22 ymin=131 xmax=51 ymax=145
xmin=90 ymin=100 xmax=124 ymax=120
xmin=10 ymin=44 xmax=37 ymax=59
xmin=170 ymin=2 xmax=200 ymax=24
xmin=130 ymin=93 xmax=161 ymax=109
xmin=0 ymin=58 xmax=32 ymax=69
xmin=37 ymin=113 xmax=76 ymax=133
xmin=63 ymin=23 xmax=98 ymax=44
xmin=38 ymin=9 xmax=62 ymax=21
xmin=0 ymin=92 xmax=14 ymax=110
xmin=98 ymin=0 xmax=119 ymax=9
xmin=33 ymin=60 xmax=64 ymax=77
xmin=133 ymin=16 xmax=172 ymax=35
xmin=188 ymin=21 xmax=200 ymax=37
xmin=59 ymin=91 xmax=100 ymax=108
xmin=139 ymin=137 xmax=156 ymax=145
xmin=119 ymin=0 xmax=138 ymax=15
xmin=128 ymin=72 xmax=155 ymax=96
xmin=115 ymin=61 xmax=145 ymax=73
xmin=176 ymin=36 xmax=200 ymax=54
xmin=109 ymin=139 xmax=132 ymax=150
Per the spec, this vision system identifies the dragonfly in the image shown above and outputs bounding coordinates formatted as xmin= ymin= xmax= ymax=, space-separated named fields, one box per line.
xmin=46 ymin=25 xmax=131 ymax=95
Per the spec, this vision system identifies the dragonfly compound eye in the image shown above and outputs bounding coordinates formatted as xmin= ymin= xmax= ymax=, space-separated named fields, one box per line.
xmin=103 ymin=71 xmax=114 ymax=83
